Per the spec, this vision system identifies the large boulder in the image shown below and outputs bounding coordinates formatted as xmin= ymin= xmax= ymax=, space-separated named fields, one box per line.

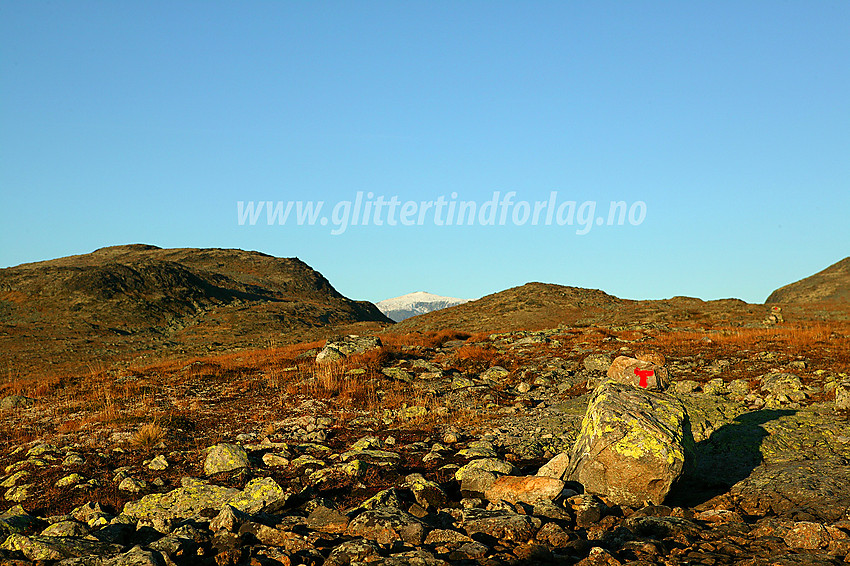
xmin=317 ymin=335 xmax=382 ymax=364
xmin=568 ymin=379 xmax=691 ymax=506
xmin=607 ymin=356 xmax=669 ymax=390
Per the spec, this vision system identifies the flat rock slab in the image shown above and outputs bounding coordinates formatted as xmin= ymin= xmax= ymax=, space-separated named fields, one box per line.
xmin=1 ymin=534 xmax=121 ymax=562
xmin=729 ymin=457 xmax=850 ymax=521
xmin=123 ymin=477 xmax=286 ymax=522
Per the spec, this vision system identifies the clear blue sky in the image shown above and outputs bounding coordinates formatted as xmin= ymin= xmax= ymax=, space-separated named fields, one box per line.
xmin=2 ymin=2 xmax=848 ymax=304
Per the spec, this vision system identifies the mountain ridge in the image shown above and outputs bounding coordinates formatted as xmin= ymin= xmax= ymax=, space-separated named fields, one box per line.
xmin=0 ymin=244 xmax=391 ymax=372
xmin=376 ymin=291 xmax=470 ymax=322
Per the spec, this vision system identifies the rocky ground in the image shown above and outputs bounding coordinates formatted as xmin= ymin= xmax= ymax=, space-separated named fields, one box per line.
xmin=2 ymin=320 xmax=850 ymax=565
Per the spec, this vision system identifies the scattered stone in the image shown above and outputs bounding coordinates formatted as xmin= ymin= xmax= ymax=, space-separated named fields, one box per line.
xmin=317 ymin=335 xmax=382 ymax=364
xmin=673 ymin=380 xmax=700 ymax=394
xmin=0 ymin=534 xmax=121 ymax=561
xmin=460 ymin=508 xmax=541 ymax=542
xmin=835 ymin=380 xmax=850 ymax=410
xmin=40 ymin=521 xmax=89 ymax=537
xmin=703 ymin=378 xmax=726 ymax=395
xmin=480 ymin=366 xmax=510 ymax=382
xmin=4 ymin=484 xmax=32 ymax=502
xmin=584 ymin=354 xmax=613 ymax=372
xmin=118 ymin=477 xmax=146 ymax=493
xmin=455 ymin=458 xmax=517 ymax=493
xmin=325 ymin=538 xmax=381 ymax=566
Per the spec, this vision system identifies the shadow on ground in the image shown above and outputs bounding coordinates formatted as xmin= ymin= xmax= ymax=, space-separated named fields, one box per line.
xmin=666 ymin=408 xmax=796 ymax=508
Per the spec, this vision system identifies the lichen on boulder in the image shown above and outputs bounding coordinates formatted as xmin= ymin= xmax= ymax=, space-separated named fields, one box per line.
xmin=568 ymin=379 xmax=691 ymax=506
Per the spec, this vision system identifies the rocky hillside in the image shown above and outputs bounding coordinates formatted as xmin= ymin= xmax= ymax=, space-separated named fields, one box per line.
xmin=767 ymin=257 xmax=850 ymax=304
xmin=0 ymin=245 xmax=391 ymax=372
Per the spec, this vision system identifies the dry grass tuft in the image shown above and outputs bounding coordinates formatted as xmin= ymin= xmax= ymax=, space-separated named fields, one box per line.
xmin=129 ymin=422 xmax=166 ymax=451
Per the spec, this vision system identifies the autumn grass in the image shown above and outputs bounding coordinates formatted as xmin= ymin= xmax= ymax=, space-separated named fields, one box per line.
xmin=650 ymin=321 xmax=848 ymax=354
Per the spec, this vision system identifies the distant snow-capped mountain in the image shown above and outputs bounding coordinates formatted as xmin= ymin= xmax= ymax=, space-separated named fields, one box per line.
xmin=376 ymin=291 xmax=470 ymax=322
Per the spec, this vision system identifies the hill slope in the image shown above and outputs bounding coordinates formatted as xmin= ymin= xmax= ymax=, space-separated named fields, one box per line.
xmin=766 ymin=257 xmax=850 ymax=304
xmin=0 ymin=245 xmax=391 ymax=371
xmin=387 ymin=282 xmax=777 ymax=334
xmin=388 ymin=282 xmax=624 ymax=333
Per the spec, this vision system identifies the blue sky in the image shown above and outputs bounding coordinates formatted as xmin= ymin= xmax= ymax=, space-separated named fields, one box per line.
xmin=2 ymin=2 xmax=848 ymax=304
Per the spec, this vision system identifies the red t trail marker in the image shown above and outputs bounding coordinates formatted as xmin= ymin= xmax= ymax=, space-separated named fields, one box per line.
xmin=634 ymin=368 xmax=654 ymax=388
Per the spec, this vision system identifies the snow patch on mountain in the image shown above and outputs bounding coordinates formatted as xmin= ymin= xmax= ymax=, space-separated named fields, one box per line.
xmin=376 ymin=291 xmax=470 ymax=322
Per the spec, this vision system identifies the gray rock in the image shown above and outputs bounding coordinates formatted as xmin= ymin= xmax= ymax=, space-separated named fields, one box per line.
xmin=118 ymin=477 xmax=146 ymax=493
xmin=203 ymin=443 xmax=249 ymax=475
xmin=460 ymin=508 xmax=541 ymax=542
xmin=147 ymin=455 xmax=169 ymax=471
xmin=835 ymin=380 xmax=850 ymax=410
xmin=568 ymin=379 xmax=691 ymax=506
xmin=480 ymin=366 xmax=510 ymax=382
xmin=607 ymin=356 xmax=669 ymax=390
xmin=325 ymin=538 xmax=381 ymax=566
xmin=484 ymin=475 xmax=565 ymax=504
xmin=536 ymin=452 xmax=570 ymax=480
xmin=40 ymin=521 xmax=90 ymax=537
xmin=1 ymin=534 xmax=121 ymax=562
xmin=404 ymin=474 xmax=447 ymax=510
xmin=703 ymin=378 xmax=726 ymax=395
xmin=673 ymin=380 xmax=700 ymax=394
xmin=583 ymin=353 xmax=613 ymax=372
xmin=307 ymin=505 xmax=350 ymax=534
xmin=455 ymin=458 xmax=516 ymax=494
xmin=0 ymin=505 xmax=40 ymax=536
xmin=0 ymin=395 xmax=34 ymax=411
xmin=346 ymin=507 xmax=428 ymax=545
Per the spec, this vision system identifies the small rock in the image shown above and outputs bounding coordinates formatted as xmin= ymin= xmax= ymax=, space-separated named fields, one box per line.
xmin=118 ymin=477 xmax=146 ymax=493
xmin=147 ymin=455 xmax=169 ymax=471
xmin=607 ymin=356 xmax=669 ymax=390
